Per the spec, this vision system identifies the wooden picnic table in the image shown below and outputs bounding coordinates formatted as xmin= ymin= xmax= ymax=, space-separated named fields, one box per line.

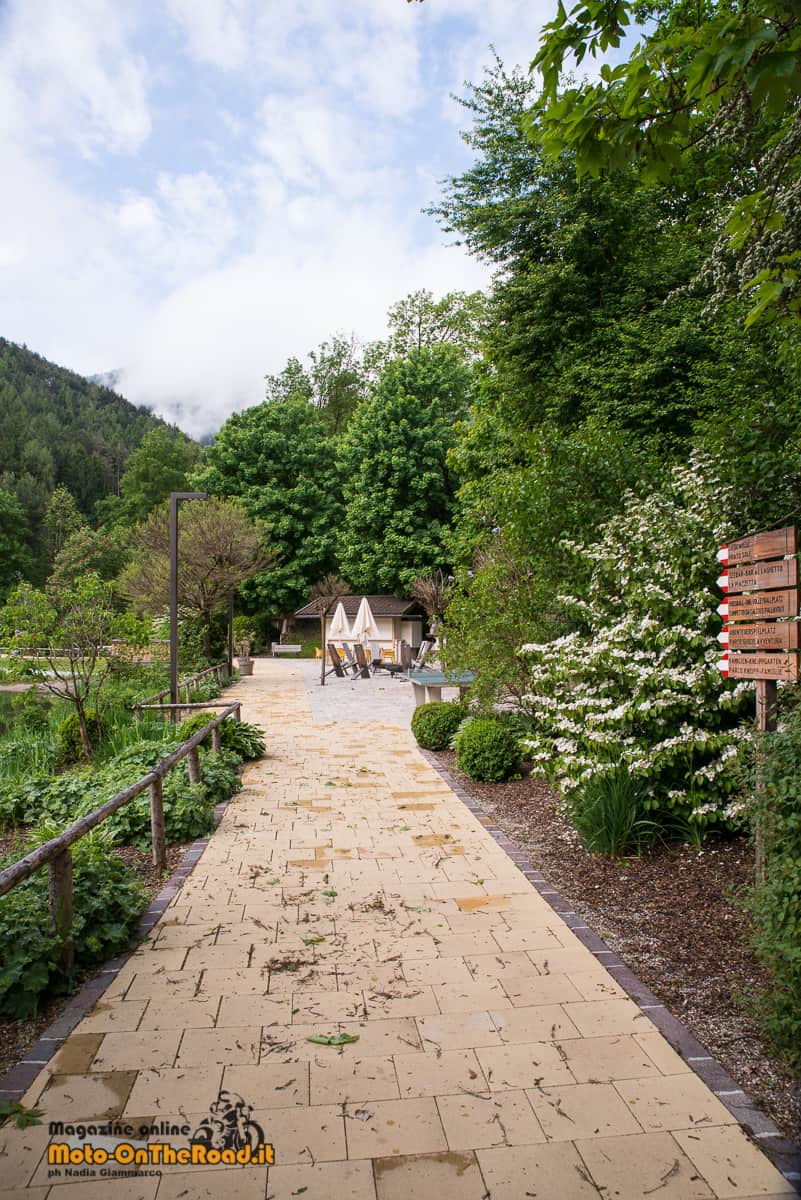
xmin=402 ymin=667 xmax=476 ymax=706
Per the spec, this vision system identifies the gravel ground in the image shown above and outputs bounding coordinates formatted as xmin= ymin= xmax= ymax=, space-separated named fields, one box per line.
xmin=432 ymin=750 xmax=801 ymax=1142
xmin=0 ymin=835 xmax=188 ymax=1078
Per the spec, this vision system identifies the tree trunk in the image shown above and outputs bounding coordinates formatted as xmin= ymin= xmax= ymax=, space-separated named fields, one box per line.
xmin=75 ymin=697 xmax=93 ymax=762
xmin=202 ymin=615 xmax=212 ymax=660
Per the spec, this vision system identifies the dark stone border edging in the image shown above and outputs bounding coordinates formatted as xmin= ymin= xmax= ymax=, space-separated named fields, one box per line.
xmin=0 ymin=799 xmax=229 ymax=1106
xmin=421 ymin=748 xmax=801 ymax=1194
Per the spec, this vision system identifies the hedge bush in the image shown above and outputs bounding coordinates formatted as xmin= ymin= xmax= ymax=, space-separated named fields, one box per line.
xmin=455 ymin=718 xmax=521 ymax=782
xmin=411 ymin=701 xmax=468 ymax=751
xmin=745 ymin=708 xmax=801 ymax=1069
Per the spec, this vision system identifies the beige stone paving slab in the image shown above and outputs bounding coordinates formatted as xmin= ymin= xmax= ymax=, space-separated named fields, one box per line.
xmin=137 ymin=996 xmax=221 ymax=1030
xmin=476 ymin=1042 xmax=575 ymax=1090
xmin=265 ymin=1160 xmax=377 ymax=1200
xmin=67 ymin=997 xmax=146 ymax=1034
xmin=154 ymin=1167 xmax=268 ymax=1199
xmin=43 ymin=1181 xmax=159 ymax=1199
xmin=528 ymin=1080 xmax=644 ymax=1141
xmin=343 ymin=1098 xmax=447 ymax=1159
xmin=557 ymin=1033 xmax=663 ymax=1083
xmin=216 ymin=994 xmax=293 ymax=1027
xmin=220 ymin=1062 xmax=309 ymax=1107
xmin=614 ymin=1073 xmax=738 ymax=1132
xmin=415 ymin=1011 xmax=502 ymax=1052
xmin=394 ymin=1048 xmax=488 ymax=1098
xmin=500 ymin=972 xmax=585 ymax=1008
xmin=436 ymin=1089 xmax=545 ymax=1150
xmin=673 ymin=1126 xmax=800 ymax=1197
xmin=476 ymin=1141 xmax=608 ymax=1199
xmin=89 ymin=1030 xmax=182 ymax=1071
xmin=489 ymin=1003 xmax=581 ymax=1043
xmin=310 ymin=1053 xmax=401 ymax=1104
xmin=123 ymin=1066 xmax=223 ymax=1117
xmin=576 ymin=1131 xmax=715 ymax=1198
xmin=372 ymin=1150 xmax=487 ymax=1200
xmin=176 ymin=1026 xmax=262 ymax=1067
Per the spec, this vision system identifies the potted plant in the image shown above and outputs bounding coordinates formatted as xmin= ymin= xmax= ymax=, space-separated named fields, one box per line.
xmin=235 ymin=636 xmax=254 ymax=676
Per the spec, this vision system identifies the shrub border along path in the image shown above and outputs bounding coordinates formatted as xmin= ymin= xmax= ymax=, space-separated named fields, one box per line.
xmin=420 ymin=749 xmax=801 ymax=1193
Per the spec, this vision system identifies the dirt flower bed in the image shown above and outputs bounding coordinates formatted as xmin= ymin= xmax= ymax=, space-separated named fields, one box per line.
xmin=0 ymin=837 xmax=188 ymax=1078
xmin=433 ymin=750 xmax=801 ymax=1141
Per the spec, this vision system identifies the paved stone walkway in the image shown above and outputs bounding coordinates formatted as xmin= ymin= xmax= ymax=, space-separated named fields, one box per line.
xmin=2 ymin=660 xmax=797 ymax=1198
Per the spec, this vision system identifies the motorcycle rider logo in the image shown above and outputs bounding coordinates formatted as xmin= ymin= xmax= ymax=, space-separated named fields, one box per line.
xmin=190 ymin=1091 xmax=267 ymax=1154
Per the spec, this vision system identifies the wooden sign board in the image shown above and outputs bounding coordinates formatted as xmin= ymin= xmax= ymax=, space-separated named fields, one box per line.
xmin=726 ymin=557 xmax=798 ymax=594
xmin=727 ymin=622 xmax=800 ymax=652
xmin=727 ymin=525 xmax=797 ymax=565
xmin=726 ymin=653 xmax=799 ymax=682
xmin=727 ymin=589 xmax=799 ymax=622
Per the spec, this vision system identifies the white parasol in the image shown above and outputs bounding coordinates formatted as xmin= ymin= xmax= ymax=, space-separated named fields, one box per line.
xmin=350 ymin=596 xmax=379 ymax=643
xmin=327 ymin=601 xmax=351 ymax=642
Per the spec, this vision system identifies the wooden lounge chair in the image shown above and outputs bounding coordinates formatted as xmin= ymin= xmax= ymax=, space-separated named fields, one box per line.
xmin=326 ymin=643 xmax=347 ymax=678
xmin=339 ymin=642 xmax=362 ymax=677
xmin=352 ymin=643 xmax=372 ymax=679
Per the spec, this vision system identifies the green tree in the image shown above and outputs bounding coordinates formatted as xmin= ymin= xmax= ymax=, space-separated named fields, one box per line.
xmin=42 ymin=485 xmax=84 ymax=563
xmin=532 ymin=1 xmax=801 ymax=322
xmin=338 ymin=347 xmax=470 ymax=593
xmin=99 ymin=427 xmax=201 ymax=527
xmin=308 ymin=335 xmax=366 ymax=434
xmin=0 ymin=575 xmax=138 ymax=761
xmin=365 ymin=289 xmax=488 ymax=376
xmin=50 ymin=526 xmax=128 ymax=587
xmin=119 ymin=499 xmax=265 ymax=659
xmin=0 ymin=489 xmax=32 ymax=598
xmin=194 ymin=396 xmax=342 ymax=622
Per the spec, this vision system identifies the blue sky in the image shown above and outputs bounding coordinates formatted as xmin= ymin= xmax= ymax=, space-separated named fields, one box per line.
xmin=0 ymin=0 xmax=571 ymax=435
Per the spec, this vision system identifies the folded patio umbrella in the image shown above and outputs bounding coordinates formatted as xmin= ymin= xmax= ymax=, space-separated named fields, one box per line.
xmin=327 ymin=600 xmax=351 ymax=641
xmin=350 ymin=596 xmax=379 ymax=643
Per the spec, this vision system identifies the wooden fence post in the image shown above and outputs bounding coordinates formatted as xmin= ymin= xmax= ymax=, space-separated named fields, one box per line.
xmin=234 ymin=703 xmax=241 ymax=723
xmin=188 ymin=747 xmax=201 ymax=785
xmin=754 ymin=679 xmax=778 ymax=885
xmin=211 ymin=726 xmax=222 ymax=753
xmin=149 ymin=776 xmax=167 ymax=871
xmin=49 ymin=849 xmax=74 ymax=970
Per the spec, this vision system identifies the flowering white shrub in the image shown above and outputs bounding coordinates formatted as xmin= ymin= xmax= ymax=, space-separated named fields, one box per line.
xmin=520 ymin=457 xmax=753 ymax=828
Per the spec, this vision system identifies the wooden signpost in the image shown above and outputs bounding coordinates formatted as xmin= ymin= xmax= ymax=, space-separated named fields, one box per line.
xmin=716 ymin=523 xmax=799 ymax=723
xmin=717 ymin=525 xmax=799 ymax=881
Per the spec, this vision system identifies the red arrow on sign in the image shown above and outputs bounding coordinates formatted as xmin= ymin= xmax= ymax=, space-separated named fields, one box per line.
xmin=717 ymin=572 xmax=729 ymax=591
xmin=717 ymin=545 xmax=728 ymax=564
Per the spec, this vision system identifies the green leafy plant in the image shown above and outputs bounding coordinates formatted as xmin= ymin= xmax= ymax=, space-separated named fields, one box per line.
xmin=0 ymin=823 xmax=147 ymax=1017
xmin=411 ymin=700 xmax=468 ymax=751
xmin=0 ymin=1101 xmax=44 ymax=1130
xmin=455 ymin=717 xmax=520 ymax=782
xmin=179 ymin=713 xmax=266 ymax=760
xmin=57 ymin=708 xmax=106 ymax=767
xmin=570 ymin=769 xmax=660 ymax=858
xmin=742 ymin=709 xmax=801 ymax=1069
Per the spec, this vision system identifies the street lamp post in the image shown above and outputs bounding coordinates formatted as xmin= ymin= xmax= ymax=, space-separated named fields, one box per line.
xmin=169 ymin=491 xmax=207 ymax=717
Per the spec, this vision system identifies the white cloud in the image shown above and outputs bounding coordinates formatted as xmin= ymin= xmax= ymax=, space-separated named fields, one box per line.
xmin=0 ymin=0 xmax=150 ymax=155
xmin=119 ymin=200 xmax=490 ymax=437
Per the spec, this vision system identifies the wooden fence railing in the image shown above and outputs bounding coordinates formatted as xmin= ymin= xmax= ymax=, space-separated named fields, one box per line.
xmin=133 ymin=663 xmax=229 ymax=716
xmin=0 ymin=701 xmax=240 ymax=970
